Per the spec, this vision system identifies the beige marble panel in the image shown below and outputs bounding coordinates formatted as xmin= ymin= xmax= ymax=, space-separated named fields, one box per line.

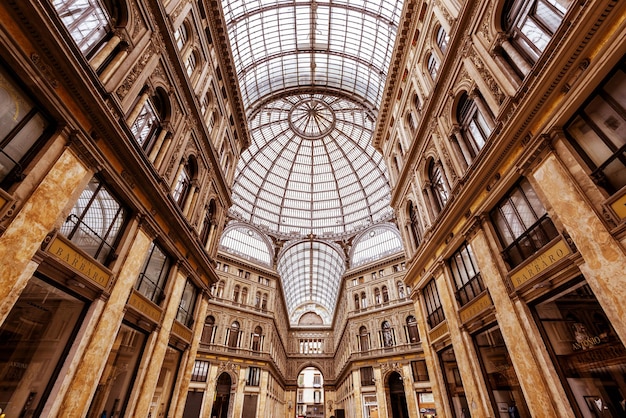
xmin=57 ymin=224 xmax=152 ymax=417
xmin=0 ymin=149 xmax=89 ymax=325
xmin=232 ymin=366 xmax=248 ymax=417
xmin=373 ymin=366 xmax=388 ymax=418
xmin=256 ymin=368 xmax=270 ymax=417
xmin=470 ymin=229 xmax=567 ymax=417
xmin=532 ymin=153 xmax=626 ymax=343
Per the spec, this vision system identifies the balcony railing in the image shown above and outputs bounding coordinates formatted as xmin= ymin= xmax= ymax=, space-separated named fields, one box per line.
xmin=455 ymin=273 xmax=485 ymax=307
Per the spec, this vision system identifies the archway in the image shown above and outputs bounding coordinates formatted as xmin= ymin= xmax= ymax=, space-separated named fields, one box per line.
xmin=387 ymin=371 xmax=409 ymax=418
xmin=297 ymin=366 xmax=324 ymax=418
xmin=211 ymin=372 xmax=232 ymax=418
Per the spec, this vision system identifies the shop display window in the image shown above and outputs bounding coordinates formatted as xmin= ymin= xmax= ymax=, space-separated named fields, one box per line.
xmin=148 ymin=346 xmax=182 ymax=418
xmin=474 ymin=326 xmax=530 ymax=418
xmin=533 ymin=280 xmax=626 ymax=417
xmin=86 ymin=323 xmax=147 ymax=418
xmin=438 ymin=346 xmax=470 ymax=418
xmin=0 ymin=276 xmax=87 ymax=417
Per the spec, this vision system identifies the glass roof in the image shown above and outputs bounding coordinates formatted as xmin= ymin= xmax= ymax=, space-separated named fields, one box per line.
xmin=219 ymin=223 xmax=274 ymax=265
xmin=351 ymin=223 xmax=403 ymax=267
xmin=230 ymin=93 xmax=394 ymax=237
xmin=221 ymin=0 xmax=404 ymax=114
xmin=277 ymin=240 xmax=345 ymax=324
xmin=220 ymin=0 xmax=405 ymax=324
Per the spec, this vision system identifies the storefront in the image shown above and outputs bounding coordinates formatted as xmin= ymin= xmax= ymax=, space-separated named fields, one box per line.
xmin=532 ymin=277 xmax=626 ymax=417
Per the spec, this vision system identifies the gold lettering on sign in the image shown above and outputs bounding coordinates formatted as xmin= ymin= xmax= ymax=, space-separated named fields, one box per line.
xmin=172 ymin=320 xmax=193 ymax=342
xmin=510 ymin=239 xmax=571 ymax=288
xmin=610 ymin=192 xmax=626 ymax=219
xmin=128 ymin=290 xmax=162 ymax=322
xmin=428 ymin=321 xmax=448 ymax=342
xmin=48 ymin=236 xmax=111 ymax=287
xmin=0 ymin=195 xmax=6 ymax=210
xmin=459 ymin=293 xmax=493 ymax=323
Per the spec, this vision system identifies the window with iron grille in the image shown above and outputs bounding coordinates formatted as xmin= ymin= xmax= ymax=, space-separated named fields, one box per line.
xmin=360 ymin=366 xmax=375 ymax=386
xmin=60 ymin=176 xmax=128 ymax=265
xmin=191 ymin=360 xmax=209 ymax=382
xmin=135 ymin=242 xmax=171 ymax=304
xmin=449 ymin=242 xmax=484 ymax=306
xmin=247 ymin=366 xmax=261 ymax=386
xmin=411 ymin=360 xmax=429 ymax=382
xmin=489 ymin=178 xmax=558 ymax=268
xmin=423 ymin=279 xmax=445 ymax=328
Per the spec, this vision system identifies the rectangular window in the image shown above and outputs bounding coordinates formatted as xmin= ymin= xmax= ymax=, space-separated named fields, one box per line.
xmin=191 ymin=360 xmax=210 ymax=382
xmin=135 ymin=242 xmax=171 ymax=304
xmin=565 ymin=65 xmax=626 ymax=194
xmin=438 ymin=346 xmax=470 ymax=417
xmin=176 ymin=280 xmax=198 ymax=327
xmin=490 ymin=178 xmax=558 ymax=268
xmin=0 ymin=64 xmax=51 ymax=187
xmin=360 ymin=366 xmax=375 ymax=387
xmin=60 ymin=176 xmax=128 ymax=264
xmin=246 ymin=366 xmax=261 ymax=386
xmin=411 ymin=360 xmax=429 ymax=381
xmin=423 ymin=279 xmax=445 ymax=328
xmin=449 ymin=242 xmax=484 ymax=306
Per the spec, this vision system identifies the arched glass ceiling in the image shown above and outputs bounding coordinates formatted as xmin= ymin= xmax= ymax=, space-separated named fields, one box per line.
xmin=231 ymin=93 xmax=393 ymax=237
xmin=277 ymin=240 xmax=345 ymax=324
xmin=219 ymin=223 xmax=273 ymax=265
xmin=221 ymin=0 xmax=404 ymax=113
xmin=351 ymin=224 xmax=403 ymax=267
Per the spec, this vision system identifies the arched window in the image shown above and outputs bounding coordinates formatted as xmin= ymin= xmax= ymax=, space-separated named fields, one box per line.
xmin=382 ymin=286 xmax=389 ymax=303
xmin=233 ymin=285 xmax=240 ymax=302
xmin=201 ymin=315 xmax=216 ymax=344
xmin=255 ymin=291 xmax=261 ymax=308
xmin=217 ymin=280 xmax=224 ymax=298
xmin=503 ymin=0 xmax=571 ymax=74
xmin=457 ymin=92 xmax=492 ymax=161
xmin=405 ymin=111 xmax=418 ymax=133
xmin=53 ymin=0 xmax=114 ymax=56
xmin=261 ymin=293 xmax=268 ymax=311
xmin=359 ymin=326 xmax=370 ymax=352
xmin=174 ymin=22 xmax=189 ymax=50
xmin=406 ymin=315 xmax=420 ymax=343
xmin=397 ymin=281 xmax=405 ymax=299
xmin=381 ymin=321 xmax=394 ymax=347
xmin=172 ymin=157 xmax=195 ymax=207
xmin=227 ymin=321 xmax=240 ymax=348
xmin=436 ymin=25 xmax=449 ymax=53
xmin=241 ymin=287 xmax=248 ymax=305
xmin=200 ymin=200 xmax=216 ymax=245
xmin=129 ymin=89 xmax=169 ymax=155
xmin=251 ymin=326 xmax=263 ymax=351
xmin=408 ymin=201 xmax=423 ymax=249
xmin=354 ymin=293 xmax=360 ymax=310
xmin=360 ymin=292 xmax=367 ymax=309
xmin=185 ymin=50 xmax=198 ymax=77
xmin=429 ymin=159 xmax=449 ymax=212
xmin=374 ymin=288 xmax=381 ymax=305
xmin=427 ymin=53 xmax=439 ymax=80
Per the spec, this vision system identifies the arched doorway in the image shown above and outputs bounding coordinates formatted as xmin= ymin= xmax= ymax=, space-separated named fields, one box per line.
xmin=211 ymin=372 xmax=232 ymax=418
xmin=297 ymin=367 xmax=324 ymax=418
xmin=387 ymin=371 xmax=409 ymax=418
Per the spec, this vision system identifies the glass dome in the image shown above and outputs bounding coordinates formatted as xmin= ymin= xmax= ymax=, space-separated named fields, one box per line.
xmin=230 ymin=93 xmax=393 ymax=238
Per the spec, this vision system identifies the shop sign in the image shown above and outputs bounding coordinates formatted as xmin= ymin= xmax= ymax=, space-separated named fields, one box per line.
xmin=48 ymin=235 xmax=111 ymax=288
xmin=609 ymin=192 xmax=626 ymax=219
xmin=128 ymin=289 xmax=162 ymax=322
xmin=459 ymin=293 xmax=492 ymax=323
xmin=172 ymin=320 xmax=193 ymax=342
xmin=510 ymin=238 xmax=570 ymax=288
xmin=428 ymin=321 xmax=448 ymax=342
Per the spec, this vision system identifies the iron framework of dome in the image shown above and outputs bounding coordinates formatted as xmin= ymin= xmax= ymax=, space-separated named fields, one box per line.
xmin=220 ymin=0 xmax=405 ymax=324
